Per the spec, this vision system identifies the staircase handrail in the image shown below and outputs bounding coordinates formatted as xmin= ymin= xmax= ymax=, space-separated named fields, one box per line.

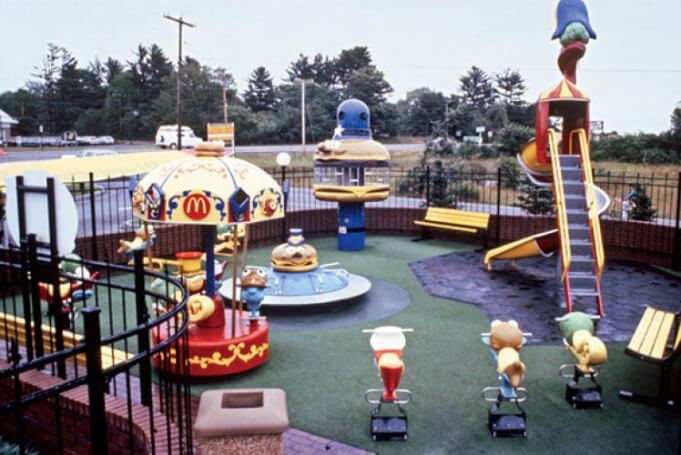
xmin=548 ymin=129 xmax=571 ymax=282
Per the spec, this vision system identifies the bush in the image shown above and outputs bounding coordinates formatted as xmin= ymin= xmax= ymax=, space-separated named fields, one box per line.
xmin=641 ymin=148 xmax=675 ymax=164
xmin=499 ymin=156 xmax=521 ymax=188
xmin=515 ymin=180 xmax=555 ymax=215
xmin=494 ymin=123 xmax=534 ymax=157
xmin=628 ymin=184 xmax=657 ymax=221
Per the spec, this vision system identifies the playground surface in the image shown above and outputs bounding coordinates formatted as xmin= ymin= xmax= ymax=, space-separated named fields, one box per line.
xmin=410 ymin=251 xmax=681 ymax=344
xmin=185 ymin=236 xmax=678 ymax=454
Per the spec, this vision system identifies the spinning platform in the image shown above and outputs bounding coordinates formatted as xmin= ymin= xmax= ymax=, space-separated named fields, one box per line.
xmin=152 ymin=309 xmax=269 ymax=377
xmin=219 ymin=268 xmax=371 ymax=307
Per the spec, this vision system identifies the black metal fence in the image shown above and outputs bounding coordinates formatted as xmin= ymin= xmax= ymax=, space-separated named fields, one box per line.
xmin=0 ymin=241 xmax=192 ymax=454
xmin=56 ymin=166 xmax=680 ymax=268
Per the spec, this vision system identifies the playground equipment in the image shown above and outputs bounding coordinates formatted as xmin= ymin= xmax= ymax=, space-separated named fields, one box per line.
xmin=481 ymin=320 xmax=531 ymax=438
xmin=220 ymin=228 xmax=371 ymax=307
xmin=313 ymin=99 xmax=390 ymax=251
xmin=132 ymin=142 xmax=284 ymax=377
xmin=38 ymin=255 xmax=99 ymax=330
xmin=484 ymin=0 xmax=609 ymax=316
xmin=557 ymin=312 xmax=607 ymax=409
xmin=240 ymin=269 xmax=268 ymax=319
xmin=363 ymin=326 xmax=412 ymax=441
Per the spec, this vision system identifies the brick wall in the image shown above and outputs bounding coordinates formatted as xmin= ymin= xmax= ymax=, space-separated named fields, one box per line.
xmin=0 ymin=361 xmax=176 ymax=455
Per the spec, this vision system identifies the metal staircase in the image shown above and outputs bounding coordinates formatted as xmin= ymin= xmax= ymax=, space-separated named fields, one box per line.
xmin=558 ymin=154 xmax=602 ymax=314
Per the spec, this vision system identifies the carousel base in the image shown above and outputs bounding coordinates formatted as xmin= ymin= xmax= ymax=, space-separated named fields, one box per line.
xmin=152 ymin=309 xmax=269 ymax=377
xmin=219 ymin=273 xmax=372 ymax=307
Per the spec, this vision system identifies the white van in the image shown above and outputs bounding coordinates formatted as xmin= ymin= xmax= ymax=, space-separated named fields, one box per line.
xmin=155 ymin=125 xmax=202 ymax=149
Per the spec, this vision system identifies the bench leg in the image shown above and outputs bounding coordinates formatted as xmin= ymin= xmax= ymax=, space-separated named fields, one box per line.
xmin=619 ymin=364 xmax=677 ymax=409
xmin=412 ymin=228 xmax=429 ymax=242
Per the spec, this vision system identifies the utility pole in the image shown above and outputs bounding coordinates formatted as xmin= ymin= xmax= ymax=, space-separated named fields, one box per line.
xmin=300 ymin=79 xmax=307 ymax=154
xmin=223 ymin=85 xmax=229 ymax=123
xmin=444 ymin=97 xmax=449 ymax=140
xmin=164 ymin=14 xmax=195 ymax=150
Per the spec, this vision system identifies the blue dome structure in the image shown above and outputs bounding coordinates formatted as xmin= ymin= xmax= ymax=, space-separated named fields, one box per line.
xmin=334 ymin=99 xmax=372 ymax=139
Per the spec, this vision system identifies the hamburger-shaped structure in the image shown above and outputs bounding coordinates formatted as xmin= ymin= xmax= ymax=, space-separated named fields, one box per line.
xmin=132 ymin=142 xmax=284 ymax=377
xmin=313 ymin=99 xmax=390 ymax=251
xmin=220 ymin=228 xmax=371 ymax=307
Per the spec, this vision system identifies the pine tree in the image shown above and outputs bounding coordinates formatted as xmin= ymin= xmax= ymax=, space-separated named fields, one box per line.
xmin=628 ymin=184 xmax=657 ymax=221
xmin=244 ymin=66 xmax=276 ymax=112
xmin=459 ymin=66 xmax=495 ymax=111
xmin=495 ymin=69 xmax=527 ymax=106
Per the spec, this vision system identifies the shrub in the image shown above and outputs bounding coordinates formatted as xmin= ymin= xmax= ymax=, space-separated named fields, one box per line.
xmin=494 ymin=123 xmax=534 ymax=157
xmin=515 ymin=179 xmax=555 ymax=215
xmin=499 ymin=156 xmax=521 ymax=188
xmin=628 ymin=184 xmax=657 ymax=221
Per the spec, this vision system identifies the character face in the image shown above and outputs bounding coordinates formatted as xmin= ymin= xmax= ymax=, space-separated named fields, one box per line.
xmin=271 ymin=242 xmax=318 ymax=272
xmin=489 ymin=320 xmax=523 ymax=352
xmin=242 ymin=286 xmax=266 ymax=305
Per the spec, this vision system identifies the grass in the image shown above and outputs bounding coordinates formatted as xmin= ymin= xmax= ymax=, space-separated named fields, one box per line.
xmin=186 ymin=236 xmax=678 ymax=454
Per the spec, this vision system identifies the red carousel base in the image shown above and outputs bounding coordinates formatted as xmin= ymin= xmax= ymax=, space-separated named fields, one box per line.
xmin=152 ymin=309 xmax=269 ymax=377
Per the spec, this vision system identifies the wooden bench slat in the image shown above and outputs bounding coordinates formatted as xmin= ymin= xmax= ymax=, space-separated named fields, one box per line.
xmin=675 ymin=323 xmax=681 ymax=350
xmin=414 ymin=221 xmax=479 ymax=234
xmin=651 ymin=313 xmax=675 ymax=359
xmin=628 ymin=307 xmax=656 ymax=353
xmin=639 ymin=311 xmax=666 ymax=357
xmin=423 ymin=218 xmax=488 ymax=229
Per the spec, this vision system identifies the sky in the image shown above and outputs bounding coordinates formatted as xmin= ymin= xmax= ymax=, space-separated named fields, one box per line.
xmin=1 ymin=0 xmax=681 ymax=134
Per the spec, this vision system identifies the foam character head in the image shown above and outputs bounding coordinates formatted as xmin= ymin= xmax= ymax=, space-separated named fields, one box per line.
xmin=489 ymin=320 xmax=524 ymax=352
xmin=552 ymin=0 xmax=597 ymax=42
xmin=556 ymin=312 xmax=594 ymax=346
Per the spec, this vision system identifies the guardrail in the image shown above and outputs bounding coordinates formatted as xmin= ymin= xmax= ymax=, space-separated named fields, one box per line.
xmin=548 ymin=129 xmax=572 ymax=281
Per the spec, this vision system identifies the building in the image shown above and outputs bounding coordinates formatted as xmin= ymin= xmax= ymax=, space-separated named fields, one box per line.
xmin=0 ymin=109 xmax=18 ymax=144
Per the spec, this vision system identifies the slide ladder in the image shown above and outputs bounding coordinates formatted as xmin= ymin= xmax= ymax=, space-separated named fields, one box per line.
xmin=549 ymin=129 xmax=604 ymax=315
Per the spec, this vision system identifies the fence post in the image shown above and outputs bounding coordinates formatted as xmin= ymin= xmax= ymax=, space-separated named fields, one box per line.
xmin=493 ymin=167 xmax=501 ymax=245
xmin=134 ymin=249 xmax=153 ymax=407
xmin=425 ymin=166 xmax=431 ymax=207
xmin=26 ymin=234 xmax=44 ymax=360
xmin=673 ymin=172 xmax=681 ymax=271
xmin=83 ymin=307 xmax=109 ymax=455
xmin=89 ymin=172 xmax=98 ymax=262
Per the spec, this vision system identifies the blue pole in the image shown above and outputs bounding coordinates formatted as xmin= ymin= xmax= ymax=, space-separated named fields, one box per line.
xmin=204 ymin=225 xmax=216 ymax=296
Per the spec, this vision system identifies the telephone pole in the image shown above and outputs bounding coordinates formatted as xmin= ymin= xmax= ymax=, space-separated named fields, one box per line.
xmin=296 ymin=78 xmax=310 ymax=154
xmin=163 ymin=14 xmax=195 ymax=150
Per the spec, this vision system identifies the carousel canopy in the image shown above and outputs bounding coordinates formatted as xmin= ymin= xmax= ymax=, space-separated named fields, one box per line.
xmin=132 ymin=145 xmax=284 ymax=225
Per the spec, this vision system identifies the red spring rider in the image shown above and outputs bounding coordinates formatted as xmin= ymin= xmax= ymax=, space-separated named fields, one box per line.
xmin=363 ymin=326 xmax=413 ymax=441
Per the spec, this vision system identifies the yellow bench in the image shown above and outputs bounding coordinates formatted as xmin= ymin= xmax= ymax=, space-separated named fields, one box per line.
xmin=618 ymin=306 xmax=681 ymax=408
xmin=0 ymin=312 xmax=133 ymax=370
xmin=414 ymin=207 xmax=490 ymax=246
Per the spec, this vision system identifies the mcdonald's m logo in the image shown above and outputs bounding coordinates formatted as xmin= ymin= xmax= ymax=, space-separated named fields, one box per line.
xmin=183 ymin=193 xmax=211 ymax=220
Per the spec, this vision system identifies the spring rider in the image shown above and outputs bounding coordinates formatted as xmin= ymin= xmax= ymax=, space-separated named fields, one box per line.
xmin=556 ymin=312 xmax=607 ymax=408
xmin=481 ymin=320 xmax=531 ymax=437
xmin=363 ymin=326 xmax=412 ymax=441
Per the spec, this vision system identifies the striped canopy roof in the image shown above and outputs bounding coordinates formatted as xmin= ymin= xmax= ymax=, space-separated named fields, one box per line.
xmin=538 ymin=79 xmax=588 ymax=102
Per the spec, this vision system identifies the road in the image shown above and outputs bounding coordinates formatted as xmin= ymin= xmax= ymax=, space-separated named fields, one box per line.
xmin=1 ymin=142 xmax=425 ymax=163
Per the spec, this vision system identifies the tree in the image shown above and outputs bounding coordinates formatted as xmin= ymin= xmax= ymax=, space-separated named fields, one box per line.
xmin=286 ymin=54 xmax=315 ymax=82
xmin=495 ymin=69 xmax=527 ymax=106
xmin=333 ymin=46 xmax=373 ymax=86
xmin=459 ymin=66 xmax=495 ymax=111
xmin=494 ymin=123 xmax=534 ymax=156
xmin=104 ymin=57 xmax=124 ymax=85
xmin=244 ymin=66 xmax=277 ymax=112
xmin=398 ymin=88 xmax=447 ymax=136
xmin=343 ymin=66 xmax=392 ymax=107
xmin=32 ymin=43 xmax=63 ymax=133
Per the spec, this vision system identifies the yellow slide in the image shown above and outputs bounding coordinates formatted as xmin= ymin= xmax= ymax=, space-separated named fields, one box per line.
xmin=484 ymin=229 xmax=559 ymax=271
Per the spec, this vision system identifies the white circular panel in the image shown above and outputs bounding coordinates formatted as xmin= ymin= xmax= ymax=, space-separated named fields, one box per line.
xmin=5 ymin=170 xmax=78 ymax=256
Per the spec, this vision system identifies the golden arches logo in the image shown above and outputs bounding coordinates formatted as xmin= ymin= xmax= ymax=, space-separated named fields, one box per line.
xmin=183 ymin=193 xmax=211 ymax=220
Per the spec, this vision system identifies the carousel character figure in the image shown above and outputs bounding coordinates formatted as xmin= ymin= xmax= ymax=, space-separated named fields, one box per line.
xmin=270 ymin=228 xmax=318 ymax=272
xmin=118 ymin=225 xmax=156 ymax=255
xmin=240 ymin=269 xmax=268 ymax=319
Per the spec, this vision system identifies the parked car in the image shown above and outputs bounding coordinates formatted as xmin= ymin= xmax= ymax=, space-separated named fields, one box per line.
xmin=94 ymin=136 xmax=115 ymax=145
xmin=76 ymin=149 xmax=118 ymax=158
xmin=77 ymin=136 xmax=97 ymax=145
xmin=155 ymin=125 xmax=202 ymax=149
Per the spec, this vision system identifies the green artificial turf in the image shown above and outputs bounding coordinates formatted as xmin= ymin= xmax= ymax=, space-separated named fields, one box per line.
xmin=185 ymin=236 xmax=679 ymax=454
